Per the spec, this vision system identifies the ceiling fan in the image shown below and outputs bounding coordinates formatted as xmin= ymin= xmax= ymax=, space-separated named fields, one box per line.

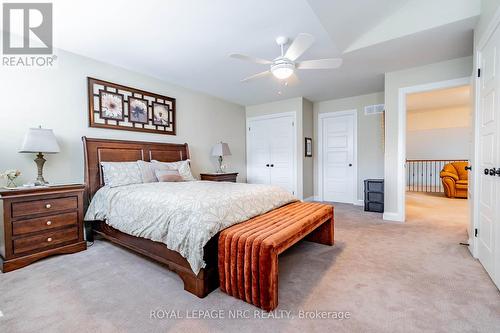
xmin=230 ymin=33 xmax=342 ymax=83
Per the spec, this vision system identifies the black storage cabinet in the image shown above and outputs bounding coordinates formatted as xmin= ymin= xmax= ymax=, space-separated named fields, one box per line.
xmin=364 ymin=179 xmax=384 ymax=213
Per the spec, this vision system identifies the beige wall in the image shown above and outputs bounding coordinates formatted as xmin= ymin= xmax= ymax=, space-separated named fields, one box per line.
xmin=407 ymin=106 xmax=470 ymax=130
xmin=384 ymin=56 xmax=473 ymax=219
xmin=302 ymin=98 xmax=314 ymax=199
xmin=407 ymin=106 xmax=471 ymax=160
xmin=245 ymin=97 xmax=313 ymax=199
xmin=313 ymin=92 xmax=385 ymax=203
xmin=245 ymin=98 xmax=303 ymax=118
xmin=0 ymin=49 xmax=246 ymax=187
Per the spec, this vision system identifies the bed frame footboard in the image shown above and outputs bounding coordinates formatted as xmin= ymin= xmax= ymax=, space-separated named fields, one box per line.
xmin=92 ymin=220 xmax=219 ymax=298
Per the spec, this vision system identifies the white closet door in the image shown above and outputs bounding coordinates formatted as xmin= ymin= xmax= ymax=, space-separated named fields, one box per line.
xmin=269 ymin=116 xmax=295 ymax=194
xmin=247 ymin=118 xmax=271 ymax=185
xmin=247 ymin=113 xmax=296 ymax=195
xmin=477 ymin=24 xmax=500 ymax=288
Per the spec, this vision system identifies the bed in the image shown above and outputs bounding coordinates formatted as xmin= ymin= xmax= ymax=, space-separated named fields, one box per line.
xmin=82 ymin=137 xmax=296 ymax=297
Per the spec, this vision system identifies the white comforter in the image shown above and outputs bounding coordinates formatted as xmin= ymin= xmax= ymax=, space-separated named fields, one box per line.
xmin=84 ymin=181 xmax=297 ymax=274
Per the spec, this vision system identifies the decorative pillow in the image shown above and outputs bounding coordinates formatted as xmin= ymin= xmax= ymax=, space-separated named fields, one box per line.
xmin=155 ymin=169 xmax=183 ymax=182
xmin=136 ymin=160 xmax=157 ymax=183
xmin=151 ymin=159 xmax=196 ymax=181
xmin=101 ymin=162 xmax=142 ymax=188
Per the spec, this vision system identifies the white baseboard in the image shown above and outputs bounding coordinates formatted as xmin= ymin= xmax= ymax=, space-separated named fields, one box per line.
xmin=354 ymin=199 xmax=364 ymax=206
xmin=382 ymin=211 xmax=404 ymax=222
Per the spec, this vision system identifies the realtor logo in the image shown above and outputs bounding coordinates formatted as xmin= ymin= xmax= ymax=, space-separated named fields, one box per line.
xmin=2 ymin=3 xmax=53 ymax=54
xmin=2 ymin=3 xmax=56 ymax=67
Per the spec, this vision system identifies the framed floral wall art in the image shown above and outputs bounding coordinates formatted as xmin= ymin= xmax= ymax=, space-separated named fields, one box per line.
xmin=87 ymin=77 xmax=176 ymax=135
xmin=99 ymin=91 xmax=124 ymax=120
xmin=128 ymin=97 xmax=149 ymax=124
xmin=153 ymin=103 xmax=170 ymax=126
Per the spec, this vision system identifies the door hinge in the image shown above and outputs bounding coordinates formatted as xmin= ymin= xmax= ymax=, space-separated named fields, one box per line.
xmin=477 ymin=68 xmax=481 ymax=78
xmin=248 ymin=127 xmax=251 ymax=131
xmin=292 ymin=191 xmax=295 ymax=195
xmin=475 ymin=228 xmax=478 ymax=237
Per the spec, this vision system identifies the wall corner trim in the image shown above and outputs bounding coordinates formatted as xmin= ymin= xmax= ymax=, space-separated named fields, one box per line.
xmin=382 ymin=211 xmax=404 ymax=222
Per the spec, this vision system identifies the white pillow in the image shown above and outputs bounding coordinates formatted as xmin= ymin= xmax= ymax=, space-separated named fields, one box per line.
xmin=136 ymin=160 xmax=157 ymax=183
xmin=151 ymin=159 xmax=196 ymax=181
xmin=101 ymin=162 xmax=142 ymax=188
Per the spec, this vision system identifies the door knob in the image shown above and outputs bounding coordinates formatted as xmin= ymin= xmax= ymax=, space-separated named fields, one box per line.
xmin=348 ymin=163 xmax=352 ymax=167
xmin=496 ymin=168 xmax=500 ymax=176
xmin=266 ymin=164 xmax=270 ymax=167
xmin=465 ymin=166 xmax=472 ymax=171
xmin=489 ymin=168 xmax=497 ymax=176
xmin=270 ymin=164 xmax=274 ymax=167
xmin=484 ymin=168 xmax=490 ymax=175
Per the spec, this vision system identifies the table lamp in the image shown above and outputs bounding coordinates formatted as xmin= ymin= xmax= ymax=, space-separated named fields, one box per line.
xmin=211 ymin=142 xmax=231 ymax=173
xmin=19 ymin=127 xmax=60 ymax=185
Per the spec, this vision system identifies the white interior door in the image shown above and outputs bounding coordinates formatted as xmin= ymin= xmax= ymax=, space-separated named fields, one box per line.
xmin=247 ymin=113 xmax=296 ymax=195
xmin=247 ymin=118 xmax=271 ymax=185
xmin=477 ymin=24 xmax=500 ymax=288
xmin=269 ymin=116 xmax=295 ymax=194
xmin=320 ymin=111 xmax=356 ymax=203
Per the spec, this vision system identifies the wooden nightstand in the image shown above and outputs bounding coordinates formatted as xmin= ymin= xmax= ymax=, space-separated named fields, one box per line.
xmin=200 ymin=172 xmax=238 ymax=182
xmin=0 ymin=184 xmax=86 ymax=272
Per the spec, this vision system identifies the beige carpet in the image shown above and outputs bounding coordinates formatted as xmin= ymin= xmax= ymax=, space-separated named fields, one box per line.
xmin=1 ymin=192 xmax=499 ymax=332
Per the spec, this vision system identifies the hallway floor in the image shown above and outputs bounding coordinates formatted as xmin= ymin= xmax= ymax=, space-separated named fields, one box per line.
xmin=406 ymin=191 xmax=469 ymax=229
xmin=0 ymin=193 xmax=498 ymax=332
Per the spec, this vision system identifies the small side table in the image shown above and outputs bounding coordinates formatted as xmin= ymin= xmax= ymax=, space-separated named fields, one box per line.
xmin=200 ymin=172 xmax=238 ymax=183
xmin=0 ymin=184 xmax=87 ymax=272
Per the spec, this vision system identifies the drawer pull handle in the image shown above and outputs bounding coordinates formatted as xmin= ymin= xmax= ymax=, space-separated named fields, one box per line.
xmin=47 ymin=237 xmax=53 ymax=242
xmin=46 ymin=221 xmax=52 ymax=226
xmin=45 ymin=204 xmax=52 ymax=209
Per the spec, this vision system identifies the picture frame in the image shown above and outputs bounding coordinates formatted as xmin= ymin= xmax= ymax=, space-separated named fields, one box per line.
xmin=99 ymin=90 xmax=124 ymax=121
xmin=305 ymin=137 xmax=312 ymax=157
xmin=153 ymin=102 xmax=170 ymax=126
xmin=88 ymin=77 xmax=176 ymax=135
xmin=128 ymin=97 xmax=149 ymax=124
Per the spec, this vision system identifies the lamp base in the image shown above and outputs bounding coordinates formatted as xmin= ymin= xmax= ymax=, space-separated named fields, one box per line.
xmin=34 ymin=153 xmax=49 ymax=186
xmin=216 ymin=156 xmax=224 ymax=173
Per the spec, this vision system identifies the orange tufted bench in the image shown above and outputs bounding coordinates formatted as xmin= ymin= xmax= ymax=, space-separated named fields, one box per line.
xmin=218 ymin=201 xmax=334 ymax=311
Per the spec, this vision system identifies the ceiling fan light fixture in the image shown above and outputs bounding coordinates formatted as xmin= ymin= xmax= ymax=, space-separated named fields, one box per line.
xmin=271 ymin=62 xmax=294 ymax=80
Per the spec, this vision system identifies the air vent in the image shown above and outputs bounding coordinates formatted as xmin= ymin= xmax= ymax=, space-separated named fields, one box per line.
xmin=364 ymin=104 xmax=385 ymax=115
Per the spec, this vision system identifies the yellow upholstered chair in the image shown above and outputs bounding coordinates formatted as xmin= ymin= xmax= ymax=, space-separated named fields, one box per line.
xmin=440 ymin=162 xmax=468 ymax=198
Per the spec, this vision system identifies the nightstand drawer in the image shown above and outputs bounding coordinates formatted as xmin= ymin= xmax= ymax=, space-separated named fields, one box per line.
xmin=13 ymin=226 xmax=79 ymax=255
xmin=12 ymin=196 xmax=78 ymax=218
xmin=12 ymin=212 xmax=78 ymax=236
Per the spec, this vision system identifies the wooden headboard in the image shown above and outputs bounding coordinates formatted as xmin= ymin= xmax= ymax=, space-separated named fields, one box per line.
xmin=82 ymin=137 xmax=190 ymax=200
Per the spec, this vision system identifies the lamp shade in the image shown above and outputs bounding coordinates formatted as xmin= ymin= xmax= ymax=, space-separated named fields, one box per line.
xmin=19 ymin=127 xmax=60 ymax=153
xmin=211 ymin=142 xmax=231 ymax=157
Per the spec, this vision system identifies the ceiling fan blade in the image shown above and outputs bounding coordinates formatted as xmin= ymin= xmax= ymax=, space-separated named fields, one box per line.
xmin=230 ymin=53 xmax=272 ymax=65
xmin=297 ymin=58 xmax=343 ymax=69
xmin=285 ymin=33 xmax=314 ymax=61
xmin=241 ymin=71 xmax=271 ymax=82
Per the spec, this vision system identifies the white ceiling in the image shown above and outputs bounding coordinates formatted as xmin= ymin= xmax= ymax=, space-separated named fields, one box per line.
xmin=407 ymin=85 xmax=471 ymax=111
xmin=50 ymin=0 xmax=479 ymax=106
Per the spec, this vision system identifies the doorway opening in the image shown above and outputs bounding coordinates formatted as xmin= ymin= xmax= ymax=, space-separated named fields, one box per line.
xmin=405 ymin=84 xmax=471 ymax=233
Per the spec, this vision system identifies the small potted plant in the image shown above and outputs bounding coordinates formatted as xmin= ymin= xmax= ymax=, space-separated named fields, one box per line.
xmin=1 ymin=169 xmax=21 ymax=189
